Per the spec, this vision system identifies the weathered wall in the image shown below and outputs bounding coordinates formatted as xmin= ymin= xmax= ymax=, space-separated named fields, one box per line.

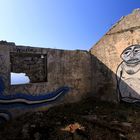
xmin=10 ymin=53 xmax=47 ymax=83
xmin=0 ymin=42 xmax=92 ymax=121
xmin=9 ymin=44 xmax=92 ymax=101
xmin=90 ymin=9 xmax=140 ymax=103
xmin=1 ymin=9 xmax=140 ymax=122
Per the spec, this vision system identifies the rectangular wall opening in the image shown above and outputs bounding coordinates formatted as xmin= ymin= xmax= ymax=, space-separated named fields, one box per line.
xmin=10 ymin=52 xmax=47 ymax=85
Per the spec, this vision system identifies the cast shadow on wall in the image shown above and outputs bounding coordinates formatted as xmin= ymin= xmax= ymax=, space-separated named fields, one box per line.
xmin=91 ymin=45 xmax=140 ymax=104
xmin=0 ymin=45 xmax=140 ymax=123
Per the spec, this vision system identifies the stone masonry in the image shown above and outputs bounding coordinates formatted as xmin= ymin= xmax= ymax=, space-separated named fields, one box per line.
xmin=90 ymin=9 xmax=140 ymax=103
xmin=0 ymin=9 xmax=140 ymax=120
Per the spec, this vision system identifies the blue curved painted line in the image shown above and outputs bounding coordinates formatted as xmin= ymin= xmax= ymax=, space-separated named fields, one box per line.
xmin=0 ymin=89 xmax=69 ymax=110
xmin=0 ymin=86 xmax=69 ymax=102
xmin=0 ymin=76 xmax=69 ymax=107
xmin=0 ymin=110 xmax=12 ymax=121
xmin=0 ymin=75 xmax=70 ymax=122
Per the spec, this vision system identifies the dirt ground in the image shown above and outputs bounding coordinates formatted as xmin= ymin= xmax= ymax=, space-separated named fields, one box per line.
xmin=0 ymin=98 xmax=140 ymax=140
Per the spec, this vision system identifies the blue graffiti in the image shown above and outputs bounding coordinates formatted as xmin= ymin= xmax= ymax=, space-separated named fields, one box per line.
xmin=0 ymin=86 xmax=69 ymax=104
xmin=0 ymin=77 xmax=69 ymax=121
xmin=0 ymin=76 xmax=4 ymax=93
xmin=0 ymin=110 xmax=12 ymax=122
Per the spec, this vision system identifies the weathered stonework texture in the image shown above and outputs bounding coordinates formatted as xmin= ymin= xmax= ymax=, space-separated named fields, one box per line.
xmin=0 ymin=42 xmax=92 ymax=119
xmin=0 ymin=42 xmax=92 ymax=101
xmin=1 ymin=9 xmax=140 ymax=120
xmin=10 ymin=53 xmax=47 ymax=83
xmin=90 ymin=9 xmax=140 ymax=102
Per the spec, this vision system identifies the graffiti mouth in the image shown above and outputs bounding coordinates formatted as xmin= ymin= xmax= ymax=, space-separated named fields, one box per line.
xmin=127 ymin=59 xmax=140 ymax=64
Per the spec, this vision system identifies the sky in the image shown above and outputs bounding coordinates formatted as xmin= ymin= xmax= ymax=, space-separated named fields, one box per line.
xmin=0 ymin=0 xmax=140 ymax=50
xmin=11 ymin=72 xmax=30 ymax=84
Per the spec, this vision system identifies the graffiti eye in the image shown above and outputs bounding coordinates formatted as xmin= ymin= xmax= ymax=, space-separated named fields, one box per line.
xmin=134 ymin=49 xmax=140 ymax=53
xmin=124 ymin=51 xmax=130 ymax=55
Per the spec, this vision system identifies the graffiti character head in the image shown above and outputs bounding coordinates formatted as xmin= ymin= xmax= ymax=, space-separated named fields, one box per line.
xmin=121 ymin=45 xmax=140 ymax=64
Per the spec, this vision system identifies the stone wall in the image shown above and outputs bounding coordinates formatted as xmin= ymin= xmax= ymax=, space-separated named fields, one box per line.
xmin=1 ymin=9 xmax=140 ymax=121
xmin=90 ymin=9 xmax=140 ymax=103
xmin=0 ymin=41 xmax=92 ymax=121
xmin=9 ymin=44 xmax=92 ymax=101
xmin=11 ymin=52 xmax=47 ymax=83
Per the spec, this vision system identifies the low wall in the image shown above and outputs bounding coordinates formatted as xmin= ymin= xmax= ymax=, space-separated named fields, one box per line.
xmin=0 ymin=42 xmax=92 ymax=121
xmin=90 ymin=9 xmax=140 ymax=103
xmin=1 ymin=9 xmax=139 ymax=122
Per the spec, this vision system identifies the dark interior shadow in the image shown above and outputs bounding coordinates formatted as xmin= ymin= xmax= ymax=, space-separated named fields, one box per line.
xmin=90 ymin=54 xmax=140 ymax=105
xmin=0 ymin=52 xmax=140 ymax=123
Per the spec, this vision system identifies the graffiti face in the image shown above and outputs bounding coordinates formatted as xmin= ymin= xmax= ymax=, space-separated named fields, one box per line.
xmin=117 ymin=45 xmax=140 ymax=103
xmin=121 ymin=45 xmax=140 ymax=64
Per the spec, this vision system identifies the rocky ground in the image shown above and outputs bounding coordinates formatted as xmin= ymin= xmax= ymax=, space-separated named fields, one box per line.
xmin=0 ymin=98 xmax=140 ymax=140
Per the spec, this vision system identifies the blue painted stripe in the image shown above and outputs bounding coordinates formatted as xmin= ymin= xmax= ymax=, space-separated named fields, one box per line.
xmin=0 ymin=76 xmax=70 ymax=122
xmin=0 ymin=86 xmax=69 ymax=101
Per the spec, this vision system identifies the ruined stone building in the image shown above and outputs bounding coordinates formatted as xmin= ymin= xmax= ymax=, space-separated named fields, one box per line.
xmin=0 ymin=9 xmax=140 ymax=121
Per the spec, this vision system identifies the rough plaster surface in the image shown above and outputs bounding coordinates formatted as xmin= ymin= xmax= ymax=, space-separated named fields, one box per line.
xmin=0 ymin=42 xmax=92 ymax=103
xmin=1 ymin=9 xmax=140 ymax=120
xmin=11 ymin=53 xmax=47 ymax=83
xmin=90 ymin=9 xmax=140 ymax=102
xmin=0 ymin=42 xmax=92 ymax=120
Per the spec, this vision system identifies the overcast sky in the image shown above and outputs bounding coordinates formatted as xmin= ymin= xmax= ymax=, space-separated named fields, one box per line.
xmin=0 ymin=0 xmax=140 ymax=50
